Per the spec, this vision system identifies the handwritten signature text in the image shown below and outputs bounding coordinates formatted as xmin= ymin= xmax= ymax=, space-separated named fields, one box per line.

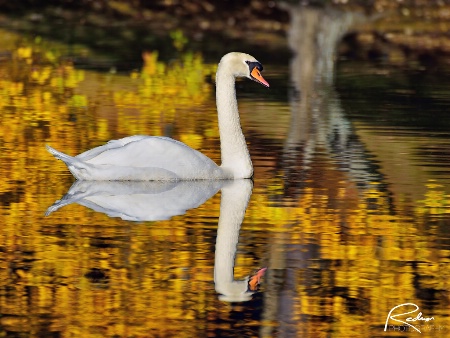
xmin=384 ymin=303 xmax=434 ymax=333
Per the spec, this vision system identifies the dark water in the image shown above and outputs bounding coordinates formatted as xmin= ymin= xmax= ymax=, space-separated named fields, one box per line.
xmin=0 ymin=24 xmax=450 ymax=338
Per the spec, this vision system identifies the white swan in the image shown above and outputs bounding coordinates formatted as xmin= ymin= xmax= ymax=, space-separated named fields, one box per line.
xmin=46 ymin=52 xmax=269 ymax=180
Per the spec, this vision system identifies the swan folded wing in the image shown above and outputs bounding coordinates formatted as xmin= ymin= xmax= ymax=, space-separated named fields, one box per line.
xmin=76 ymin=135 xmax=151 ymax=161
xmin=81 ymin=137 xmax=223 ymax=179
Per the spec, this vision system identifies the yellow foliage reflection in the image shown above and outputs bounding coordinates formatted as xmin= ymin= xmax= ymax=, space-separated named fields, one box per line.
xmin=0 ymin=29 xmax=449 ymax=337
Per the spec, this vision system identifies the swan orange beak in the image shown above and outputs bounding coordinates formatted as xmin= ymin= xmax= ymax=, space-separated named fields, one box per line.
xmin=251 ymin=68 xmax=270 ymax=88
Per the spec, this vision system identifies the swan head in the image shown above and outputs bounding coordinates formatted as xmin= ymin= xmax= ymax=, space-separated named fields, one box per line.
xmin=218 ymin=52 xmax=270 ymax=88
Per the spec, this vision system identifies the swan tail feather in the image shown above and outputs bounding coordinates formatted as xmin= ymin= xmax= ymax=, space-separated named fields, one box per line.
xmin=46 ymin=145 xmax=75 ymax=163
xmin=46 ymin=145 xmax=89 ymax=180
xmin=45 ymin=199 xmax=70 ymax=216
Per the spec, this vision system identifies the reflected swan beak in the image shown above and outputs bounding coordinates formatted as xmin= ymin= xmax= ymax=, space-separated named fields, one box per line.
xmin=248 ymin=267 xmax=267 ymax=291
xmin=251 ymin=68 xmax=270 ymax=87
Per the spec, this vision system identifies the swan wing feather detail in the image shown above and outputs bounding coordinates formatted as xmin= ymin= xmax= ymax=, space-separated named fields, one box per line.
xmin=75 ymin=135 xmax=151 ymax=161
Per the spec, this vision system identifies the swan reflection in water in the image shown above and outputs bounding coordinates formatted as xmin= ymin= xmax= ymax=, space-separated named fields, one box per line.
xmin=46 ymin=180 xmax=224 ymax=221
xmin=46 ymin=179 xmax=266 ymax=301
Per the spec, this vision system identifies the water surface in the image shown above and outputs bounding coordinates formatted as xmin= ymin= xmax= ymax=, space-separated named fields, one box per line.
xmin=0 ymin=28 xmax=450 ymax=337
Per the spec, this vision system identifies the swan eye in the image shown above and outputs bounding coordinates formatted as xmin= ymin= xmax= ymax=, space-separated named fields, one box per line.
xmin=245 ymin=61 xmax=263 ymax=72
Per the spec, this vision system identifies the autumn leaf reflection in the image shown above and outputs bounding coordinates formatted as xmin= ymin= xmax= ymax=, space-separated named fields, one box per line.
xmin=1 ymin=27 xmax=450 ymax=337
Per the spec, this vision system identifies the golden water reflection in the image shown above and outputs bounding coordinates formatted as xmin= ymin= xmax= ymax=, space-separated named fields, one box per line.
xmin=0 ymin=30 xmax=450 ymax=337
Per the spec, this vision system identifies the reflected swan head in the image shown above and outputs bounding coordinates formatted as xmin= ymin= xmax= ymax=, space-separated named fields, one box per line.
xmin=218 ymin=52 xmax=269 ymax=87
xmin=217 ymin=267 xmax=267 ymax=302
xmin=217 ymin=277 xmax=253 ymax=302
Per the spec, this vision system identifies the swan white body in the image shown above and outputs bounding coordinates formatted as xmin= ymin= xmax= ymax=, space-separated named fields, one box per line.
xmin=46 ymin=52 xmax=269 ymax=181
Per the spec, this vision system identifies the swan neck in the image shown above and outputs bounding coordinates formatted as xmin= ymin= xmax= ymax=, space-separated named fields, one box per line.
xmin=216 ymin=67 xmax=253 ymax=179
